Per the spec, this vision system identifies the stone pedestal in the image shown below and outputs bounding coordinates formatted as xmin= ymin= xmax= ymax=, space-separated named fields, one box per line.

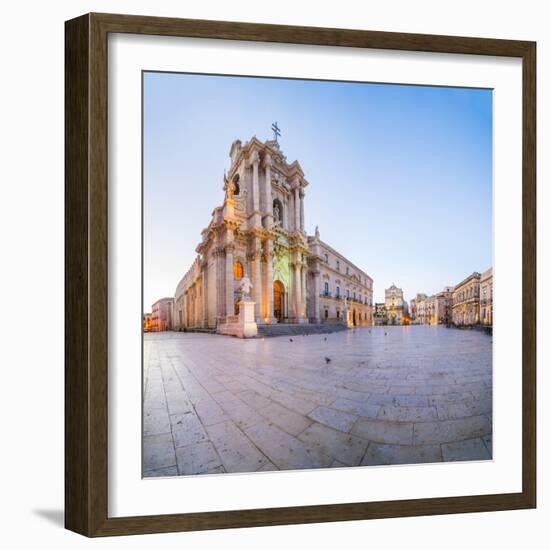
xmin=238 ymin=299 xmax=258 ymax=338
xmin=216 ymin=299 xmax=258 ymax=338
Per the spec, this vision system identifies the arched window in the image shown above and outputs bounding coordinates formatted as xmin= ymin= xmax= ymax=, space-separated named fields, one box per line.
xmin=336 ymin=286 xmax=340 ymax=298
xmin=233 ymin=260 xmax=243 ymax=280
xmin=324 ymin=282 xmax=329 ymax=296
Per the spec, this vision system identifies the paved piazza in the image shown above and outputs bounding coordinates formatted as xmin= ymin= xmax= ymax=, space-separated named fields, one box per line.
xmin=143 ymin=326 xmax=492 ymax=477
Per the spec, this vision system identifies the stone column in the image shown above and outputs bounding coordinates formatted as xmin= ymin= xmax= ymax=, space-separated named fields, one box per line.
xmin=201 ymin=265 xmax=208 ymax=328
xmin=294 ymin=186 xmax=300 ymax=232
xmin=183 ymin=291 xmax=188 ymax=327
xmin=225 ymin=243 xmax=234 ymax=318
xmin=215 ymin=247 xmax=225 ymax=319
xmin=196 ymin=283 xmax=201 ymax=326
xmin=290 ymin=262 xmax=298 ymax=321
xmin=312 ymin=270 xmax=321 ymax=323
xmin=263 ymin=154 xmax=273 ymax=228
xmin=253 ymin=237 xmax=263 ymax=323
xmin=193 ymin=288 xmax=197 ymax=325
xmin=301 ymin=261 xmax=308 ymax=321
xmin=251 ymin=151 xmax=260 ymax=213
xmin=294 ymin=257 xmax=303 ymax=322
xmin=265 ymin=241 xmax=276 ymax=323
xmin=300 ymin=189 xmax=305 ymax=232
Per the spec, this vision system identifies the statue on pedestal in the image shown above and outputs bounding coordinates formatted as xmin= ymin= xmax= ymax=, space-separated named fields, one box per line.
xmin=238 ymin=276 xmax=253 ymax=301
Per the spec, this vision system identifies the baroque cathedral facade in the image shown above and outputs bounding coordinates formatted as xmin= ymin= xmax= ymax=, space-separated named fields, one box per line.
xmin=173 ymin=136 xmax=373 ymax=332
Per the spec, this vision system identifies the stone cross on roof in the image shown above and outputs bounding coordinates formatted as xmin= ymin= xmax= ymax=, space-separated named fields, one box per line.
xmin=271 ymin=121 xmax=281 ymax=142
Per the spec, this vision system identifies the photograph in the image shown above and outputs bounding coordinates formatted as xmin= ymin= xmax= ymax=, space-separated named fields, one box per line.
xmin=142 ymin=71 xmax=494 ymax=478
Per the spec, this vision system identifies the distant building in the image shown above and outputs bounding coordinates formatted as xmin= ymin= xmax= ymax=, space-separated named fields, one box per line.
xmin=410 ymin=293 xmax=427 ymax=323
xmin=143 ymin=312 xmax=153 ymax=332
xmin=480 ymin=268 xmax=493 ymax=326
xmin=374 ymin=302 xmax=387 ymax=325
xmin=385 ymin=284 xmax=405 ymax=325
xmin=410 ymin=287 xmax=453 ymax=325
xmin=434 ymin=286 xmax=454 ymax=325
xmin=151 ymin=297 xmax=174 ymax=332
xmin=452 ymin=272 xmax=481 ymax=326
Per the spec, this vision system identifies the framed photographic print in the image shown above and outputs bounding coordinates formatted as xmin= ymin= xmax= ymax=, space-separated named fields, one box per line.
xmin=65 ymin=13 xmax=536 ymax=536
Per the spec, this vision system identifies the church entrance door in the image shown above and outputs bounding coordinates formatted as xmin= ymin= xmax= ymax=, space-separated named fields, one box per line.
xmin=273 ymin=280 xmax=285 ymax=322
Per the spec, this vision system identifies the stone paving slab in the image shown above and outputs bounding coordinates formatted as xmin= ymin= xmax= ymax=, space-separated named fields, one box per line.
xmin=205 ymin=420 xmax=270 ymax=472
xmin=171 ymin=412 xmax=208 ymax=448
xmin=143 ymin=433 xmax=177 ymax=472
xmin=362 ymin=442 xmax=442 ymax=466
xmin=165 ymin=391 xmax=193 ymax=416
xmin=441 ymin=437 xmax=491 ymax=461
xmin=143 ymin=466 xmax=179 ymax=478
xmin=143 ymin=409 xmax=171 ymax=436
xmin=298 ymin=422 xmax=369 ymax=466
xmin=259 ymin=401 xmax=312 ymax=436
xmin=143 ymin=326 xmax=492 ymax=476
xmin=308 ymin=406 xmax=358 ymax=433
xmin=175 ymin=441 xmax=224 ymax=475
xmin=482 ymin=434 xmax=493 ymax=456
xmin=244 ymin=421 xmax=333 ymax=470
xmin=211 ymin=390 xmax=264 ymax=430
xmin=378 ymin=405 xmax=438 ymax=422
xmin=352 ymin=418 xmax=414 ymax=445
xmin=193 ymin=397 xmax=229 ymax=426
xmin=330 ymin=397 xmax=381 ymax=419
xmin=236 ymin=389 xmax=273 ymax=411
xmin=413 ymin=415 xmax=492 ymax=445
xmin=257 ymin=461 xmax=279 ymax=471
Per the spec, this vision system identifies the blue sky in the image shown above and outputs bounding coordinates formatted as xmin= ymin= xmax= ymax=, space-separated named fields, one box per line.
xmin=143 ymin=72 xmax=492 ymax=310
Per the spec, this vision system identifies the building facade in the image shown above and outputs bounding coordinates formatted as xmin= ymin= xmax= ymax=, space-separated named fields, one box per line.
xmin=417 ymin=295 xmax=436 ymax=325
xmin=151 ymin=297 xmax=174 ymax=332
xmin=410 ymin=287 xmax=453 ymax=326
xmin=452 ymin=272 xmax=481 ymax=326
xmin=480 ymin=268 xmax=493 ymax=326
xmin=308 ymin=234 xmax=373 ymax=326
xmin=173 ymin=137 xmax=373 ymax=332
xmin=374 ymin=303 xmax=387 ymax=325
xmin=410 ymin=293 xmax=427 ymax=323
xmin=143 ymin=313 xmax=152 ymax=332
xmin=385 ymin=284 xmax=405 ymax=325
xmin=434 ymin=286 xmax=454 ymax=325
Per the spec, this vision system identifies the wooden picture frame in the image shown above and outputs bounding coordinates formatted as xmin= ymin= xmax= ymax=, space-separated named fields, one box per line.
xmin=65 ymin=12 xmax=536 ymax=537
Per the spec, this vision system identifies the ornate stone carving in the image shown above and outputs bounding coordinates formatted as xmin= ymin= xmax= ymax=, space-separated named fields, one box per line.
xmin=223 ymin=174 xmax=236 ymax=200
